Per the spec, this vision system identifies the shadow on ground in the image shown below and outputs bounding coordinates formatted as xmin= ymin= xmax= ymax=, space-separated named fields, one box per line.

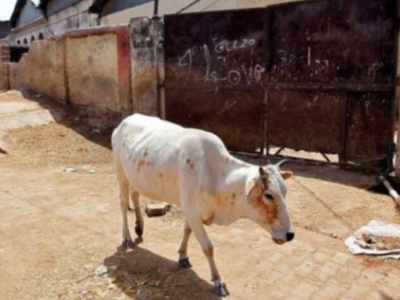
xmin=103 ymin=243 xmax=220 ymax=300
xmin=21 ymin=91 xmax=115 ymax=150
xmin=19 ymin=90 xmax=385 ymax=190
xmin=235 ymin=154 xmax=382 ymax=190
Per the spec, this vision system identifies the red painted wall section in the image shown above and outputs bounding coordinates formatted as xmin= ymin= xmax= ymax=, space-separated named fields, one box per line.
xmin=117 ymin=27 xmax=132 ymax=114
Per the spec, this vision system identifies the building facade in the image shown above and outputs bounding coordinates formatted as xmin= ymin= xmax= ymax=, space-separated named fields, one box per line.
xmin=7 ymin=0 xmax=302 ymax=45
xmin=89 ymin=0 xmax=302 ymax=26
xmin=7 ymin=0 xmax=96 ymax=46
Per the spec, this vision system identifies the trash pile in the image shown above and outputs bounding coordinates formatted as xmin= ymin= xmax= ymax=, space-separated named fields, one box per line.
xmin=345 ymin=220 xmax=400 ymax=259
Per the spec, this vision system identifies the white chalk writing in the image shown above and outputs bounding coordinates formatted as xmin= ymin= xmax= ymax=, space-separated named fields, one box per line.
xmin=177 ymin=38 xmax=265 ymax=86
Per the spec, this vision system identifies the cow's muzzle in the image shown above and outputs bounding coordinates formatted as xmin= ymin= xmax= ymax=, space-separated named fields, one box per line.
xmin=272 ymin=231 xmax=295 ymax=245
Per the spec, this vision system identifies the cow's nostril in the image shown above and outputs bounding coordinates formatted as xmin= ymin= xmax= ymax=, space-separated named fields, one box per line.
xmin=286 ymin=232 xmax=295 ymax=242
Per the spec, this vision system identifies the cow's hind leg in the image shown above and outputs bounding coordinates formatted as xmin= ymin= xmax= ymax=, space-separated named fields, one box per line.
xmin=131 ymin=188 xmax=144 ymax=238
xmin=117 ymin=164 xmax=134 ymax=249
xmin=178 ymin=220 xmax=192 ymax=268
xmin=183 ymin=210 xmax=229 ymax=297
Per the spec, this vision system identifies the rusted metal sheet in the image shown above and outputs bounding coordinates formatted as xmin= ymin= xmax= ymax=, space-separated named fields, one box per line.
xmin=268 ymin=91 xmax=345 ymax=154
xmin=164 ymin=9 xmax=266 ymax=153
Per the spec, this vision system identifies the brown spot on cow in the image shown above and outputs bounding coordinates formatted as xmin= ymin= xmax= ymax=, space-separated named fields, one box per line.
xmin=144 ymin=148 xmax=149 ymax=157
xmin=248 ymin=184 xmax=277 ymax=225
xmin=186 ymin=158 xmax=191 ymax=165
xmin=158 ymin=173 xmax=163 ymax=179
xmin=232 ymin=193 xmax=237 ymax=199
xmin=190 ymin=163 xmax=195 ymax=169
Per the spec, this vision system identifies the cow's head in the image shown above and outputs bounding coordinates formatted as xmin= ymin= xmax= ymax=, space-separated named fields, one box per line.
xmin=245 ymin=160 xmax=294 ymax=244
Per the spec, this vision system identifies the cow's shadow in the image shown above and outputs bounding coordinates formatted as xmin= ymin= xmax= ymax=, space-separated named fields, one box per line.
xmin=103 ymin=243 xmax=221 ymax=300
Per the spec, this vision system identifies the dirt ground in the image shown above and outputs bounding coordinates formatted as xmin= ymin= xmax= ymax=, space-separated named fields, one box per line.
xmin=1 ymin=91 xmax=400 ymax=300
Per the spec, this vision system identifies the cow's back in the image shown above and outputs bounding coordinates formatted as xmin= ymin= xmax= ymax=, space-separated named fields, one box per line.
xmin=112 ymin=114 xmax=228 ymax=206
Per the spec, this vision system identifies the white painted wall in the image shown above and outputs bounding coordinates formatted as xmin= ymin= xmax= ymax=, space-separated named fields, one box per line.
xmin=46 ymin=0 xmax=96 ymax=38
xmin=98 ymin=0 xmax=303 ymax=25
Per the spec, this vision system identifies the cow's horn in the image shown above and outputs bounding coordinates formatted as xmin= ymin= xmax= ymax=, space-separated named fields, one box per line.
xmin=276 ymin=159 xmax=288 ymax=167
xmin=259 ymin=166 xmax=267 ymax=179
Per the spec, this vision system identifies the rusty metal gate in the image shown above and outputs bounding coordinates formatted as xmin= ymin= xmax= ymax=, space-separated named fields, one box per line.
xmin=163 ymin=0 xmax=399 ymax=172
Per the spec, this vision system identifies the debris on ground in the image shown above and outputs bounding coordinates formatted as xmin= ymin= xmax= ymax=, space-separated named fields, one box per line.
xmin=137 ymin=285 xmax=151 ymax=300
xmin=345 ymin=220 xmax=400 ymax=259
xmin=331 ymin=232 xmax=339 ymax=239
xmin=0 ymin=146 xmax=8 ymax=154
xmin=145 ymin=203 xmax=171 ymax=217
xmin=94 ymin=265 xmax=108 ymax=277
xmin=63 ymin=166 xmax=77 ymax=173
xmin=379 ymin=175 xmax=400 ymax=215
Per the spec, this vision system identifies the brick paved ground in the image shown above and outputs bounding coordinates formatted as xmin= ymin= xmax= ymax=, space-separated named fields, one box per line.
xmin=1 ymin=93 xmax=399 ymax=300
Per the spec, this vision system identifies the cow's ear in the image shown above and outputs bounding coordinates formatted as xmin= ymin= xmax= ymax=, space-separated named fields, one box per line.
xmin=245 ymin=178 xmax=257 ymax=197
xmin=280 ymin=171 xmax=293 ymax=180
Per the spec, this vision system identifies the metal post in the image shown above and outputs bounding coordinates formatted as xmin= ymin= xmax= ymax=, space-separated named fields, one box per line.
xmin=154 ymin=0 xmax=159 ymax=16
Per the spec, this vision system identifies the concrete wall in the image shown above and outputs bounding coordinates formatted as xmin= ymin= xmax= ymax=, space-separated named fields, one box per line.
xmin=0 ymin=40 xmax=10 ymax=91
xmin=130 ymin=17 xmax=162 ymax=117
xmin=17 ymin=38 xmax=66 ymax=103
xmin=6 ymin=26 xmax=131 ymax=124
xmin=64 ymin=27 xmax=131 ymax=116
xmin=65 ymin=31 xmax=119 ymax=112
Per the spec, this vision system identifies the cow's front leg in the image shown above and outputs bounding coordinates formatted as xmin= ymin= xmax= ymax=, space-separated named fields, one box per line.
xmin=178 ymin=220 xmax=192 ymax=268
xmin=184 ymin=212 xmax=229 ymax=297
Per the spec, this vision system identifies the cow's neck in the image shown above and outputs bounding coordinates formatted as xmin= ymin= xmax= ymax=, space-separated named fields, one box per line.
xmin=210 ymin=157 xmax=254 ymax=225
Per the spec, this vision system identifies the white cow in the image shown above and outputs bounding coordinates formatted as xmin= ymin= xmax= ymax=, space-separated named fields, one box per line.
xmin=111 ymin=114 xmax=294 ymax=296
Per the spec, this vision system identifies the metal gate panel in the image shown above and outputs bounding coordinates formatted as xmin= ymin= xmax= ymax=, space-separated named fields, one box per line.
xmin=268 ymin=0 xmax=397 ymax=87
xmin=268 ymin=0 xmax=332 ymax=85
xmin=164 ymin=9 xmax=266 ymax=152
xmin=268 ymin=91 xmax=345 ymax=154
xmin=267 ymin=0 xmax=398 ymax=170
xmin=345 ymin=92 xmax=394 ymax=168
xmin=165 ymin=88 xmax=265 ymax=152
xmin=163 ymin=0 xmax=399 ymax=172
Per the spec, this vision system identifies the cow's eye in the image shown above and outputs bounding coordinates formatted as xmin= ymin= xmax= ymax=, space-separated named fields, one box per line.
xmin=265 ymin=194 xmax=274 ymax=201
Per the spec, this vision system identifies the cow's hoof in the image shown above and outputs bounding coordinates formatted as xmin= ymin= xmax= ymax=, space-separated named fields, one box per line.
xmin=122 ymin=237 xmax=135 ymax=249
xmin=178 ymin=258 xmax=192 ymax=269
xmin=213 ymin=282 xmax=229 ymax=297
xmin=135 ymin=225 xmax=143 ymax=238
